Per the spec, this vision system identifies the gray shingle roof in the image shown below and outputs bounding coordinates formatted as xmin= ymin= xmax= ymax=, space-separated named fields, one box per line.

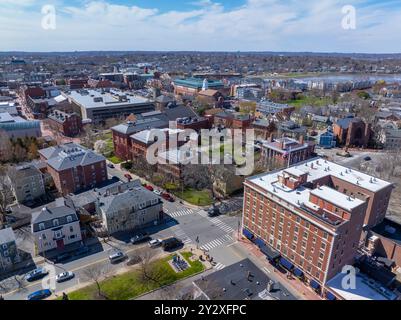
xmin=47 ymin=148 xmax=105 ymax=171
xmin=0 ymin=227 xmax=16 ymax=245
xmin=31 ymin=206 xmax=79 ymax=232
xmin=100 ymin=186 xmax=160 ymax=216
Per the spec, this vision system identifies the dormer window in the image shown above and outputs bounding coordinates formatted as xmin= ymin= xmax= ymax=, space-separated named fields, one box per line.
xmin=67 ymin=215 xmax=73 ymax=223
xmin=53 ymin=219 xmax=59 ymax=227
xmin=39 ymin=223 xmax=45 ymax=231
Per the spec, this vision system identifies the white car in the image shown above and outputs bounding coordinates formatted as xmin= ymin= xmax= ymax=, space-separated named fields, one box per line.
xmin=149 ymin=239 xmax=162 ymax=248
xmin=55 ymin=271 xmax=75 ymax=283
xmin=153 ymin=190 xmax=162 ymax=196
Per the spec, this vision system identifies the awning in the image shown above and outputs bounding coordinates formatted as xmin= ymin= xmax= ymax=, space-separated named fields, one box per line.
xmin=293 ymin=267 xmax=304 ymax=278
xmin=310 ymin=279 xmax=321 ymax=290
xmin=260 ymin=245 xmax=281 ymax=261
xmin=242 ymin=228 xmax=254 ymax=240
xmin=326 ymin=292 xmax=337 ymax=301
xmin=279 ymin=257 xmax=294 ymax=271
xmin=254 ymin=237 xmax=265 ymax=248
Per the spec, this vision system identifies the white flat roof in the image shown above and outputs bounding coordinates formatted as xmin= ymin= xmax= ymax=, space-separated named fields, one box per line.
xmin=310 ymin=186 xmax=365 ymax=211
xmin=64 ymin=89 xmax=150 ymax=110
xmin=284 ymin=167 xmax=306 ymax=177
xmin=296 ymin=158 xmax=392 ymax=193
xmin=326 ymin=272 xmax=397 ymax=300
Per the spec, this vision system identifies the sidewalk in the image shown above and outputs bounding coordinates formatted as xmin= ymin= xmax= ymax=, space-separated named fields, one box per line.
xmin=237 ymin=236 xmax=322 ymax=300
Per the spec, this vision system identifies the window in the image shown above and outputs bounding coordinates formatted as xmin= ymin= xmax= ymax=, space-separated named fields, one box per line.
xmin=39 ymin=223 xmax=45 ymax=231
xmin=321 ymin=242 xmax=326 ymax=250
xmin=53 ymin=219 xmax=59 ymax=227
xmin=323 ymin=232 xmax=328 ymax=239
xmin=70 ymin=226 xmax=74 ymax=233
xmin=67 ymin=215 xmax=73 ymax=223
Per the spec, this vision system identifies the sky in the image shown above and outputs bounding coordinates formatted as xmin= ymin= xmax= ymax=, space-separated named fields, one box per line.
xmin=0 ymin=0 xmax=400 ymax=53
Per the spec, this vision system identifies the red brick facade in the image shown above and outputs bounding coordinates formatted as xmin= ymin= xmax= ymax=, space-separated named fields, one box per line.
xmin=243 ymin=179 xmax=367 ymax=287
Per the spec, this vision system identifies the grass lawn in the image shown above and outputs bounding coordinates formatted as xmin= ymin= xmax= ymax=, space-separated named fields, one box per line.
xmin=65 ymin=252 xmax=204 ymax=300
xmin=107 ymin=155 xmax=123 ymax=164
xmin=285 ymin=96 xmax=333 ymax=109
xmin=176 ymin=188 xmax=213 ymax=206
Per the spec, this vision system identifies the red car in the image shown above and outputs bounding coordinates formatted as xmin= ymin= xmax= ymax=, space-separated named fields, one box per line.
xmin=144 ymin=185 xmax=154 ymax=192
xmin=162 ymin=193 xmax=175 ymax=202
xmin=124 ymin=173 xmax=133 ymax=181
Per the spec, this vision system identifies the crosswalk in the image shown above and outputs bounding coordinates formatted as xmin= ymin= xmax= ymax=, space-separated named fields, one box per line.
xmin=173 ymin=227 xmax=192 ymax=244
xmin=262 ymin=267 xmax=271 ymax=274
xmin=200 ymin=234 xmax=234 ymax=251
xmin=213 ymin=262 xmax=226 ymax=271
xmin=209 ymin=217 xmax=236 ymax=233
xmin=165 ymin=208 xmax=194 ymax=218
xmin=197 ymin=210 xmax=236 ymax=234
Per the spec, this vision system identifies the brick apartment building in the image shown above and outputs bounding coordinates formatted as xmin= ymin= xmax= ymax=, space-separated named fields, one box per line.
xmin=214 ymin=111 xmax=253 ymax=133
xmin=112 ymin=118 xmax=168 ymax=160
xmin=242 ymin=158 xmax=393 ymax=292
xmin=47 ymin=110 xmax=83 ymax=137
xmin=39 ymin=143 xmax=107 ymax=196
xmin=333 ymin=115 xmax=373 ymax=147
xmin=130 ymin=128 xmax=186 ymax=160
xmin=260 ymin=136 xmax=315 ymax=169
xmin=68 ymin=79 xmax=88 ymax=90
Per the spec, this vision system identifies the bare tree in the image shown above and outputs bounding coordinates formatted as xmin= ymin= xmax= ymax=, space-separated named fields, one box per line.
xmin=80 ymin=125 xmax=97 ymax=150
xmin=82 ymin=264 xmax=111 ymax=300
xmin=0 ymin=166 xmax=15 ymax=228
xmin=0 ymin=132 xmax=12 ymax=163
xmin=137 ymin=248 xmax=164 ymax=287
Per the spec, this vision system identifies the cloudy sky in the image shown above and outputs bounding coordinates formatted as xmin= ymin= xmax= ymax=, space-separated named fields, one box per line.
xmin=0 ymin=0 xmax=400 ymax=53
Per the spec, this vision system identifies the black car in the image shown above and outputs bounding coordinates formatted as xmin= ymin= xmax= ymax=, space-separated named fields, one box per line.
xmin=54 ymin=253 xmax=72 ymax=263
xmin=162 ymin=237 xmax=183 ymax=251
xmin=130 ymin=233 xmax=150 ymax=244
xmin=207 ymin=205 xmax=220 ymax=217
xmin=364 ymin=156 xmax=372 ymax=161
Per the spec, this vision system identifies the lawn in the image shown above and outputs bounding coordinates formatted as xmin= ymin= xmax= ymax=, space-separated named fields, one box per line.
xmin=107 ymin=154 xmax=123 ymax=164
xmin=175 ymin=188 xmax=213 ymax=206
xmin=285 ymin=96 xmax=334 ymax=109
xmin=65 ymin=252 xmax=204 ymax=300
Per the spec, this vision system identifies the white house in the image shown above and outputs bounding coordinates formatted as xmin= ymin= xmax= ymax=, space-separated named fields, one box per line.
xmin=31 ymin=204 xmax=82 ymax=254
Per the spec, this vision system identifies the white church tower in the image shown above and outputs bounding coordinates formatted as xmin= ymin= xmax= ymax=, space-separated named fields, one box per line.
xmin=202 ymin=78 xmax=208 ymax=91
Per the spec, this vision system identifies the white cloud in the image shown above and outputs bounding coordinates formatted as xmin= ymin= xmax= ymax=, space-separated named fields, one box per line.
xmin=0 ymin=0 xmax=400 ymax=52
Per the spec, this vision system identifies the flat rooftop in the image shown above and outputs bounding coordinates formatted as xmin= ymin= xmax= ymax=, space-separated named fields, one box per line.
xmin=64 ymin=89 xmax=151 ymax=110
xmin=326 ymin=271 xmax=398 ymax=300
xmin=246 ymin=157 xmax=391 ymax=227
xmin=194 ymin=259 xmax=296 ymax=300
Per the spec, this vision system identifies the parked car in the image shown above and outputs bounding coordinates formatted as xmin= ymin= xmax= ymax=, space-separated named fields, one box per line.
xmin=130 ymin=233 xmax=150 ymax=244
xmin=153 ymin=190 xmax=162 ymax=196
xmin=149 ymin=239 xmax=162 ymax=248
xmin=161 ymin=193 xmax=175 ymax=202
xmin=162 ymin=237 xmax=183 ymax=251
xmin=107 ymin=163 xmax=115 ymax=169
xmin=74 ymin=246 xmax=90 ymax=257
xmin=25 ymin=268 xmax=49 ymax=282
xmin=56 ymin=271 xmax=75 ymax=283
xmin=144 ymin=184 xmax=154 ymax=192
xmin=54 ymin=253 xmax=72 ymax=263
xmin=109 ymin=251 xmax=126 ymax=264
xmin=208 ymin=205 xmax=220 ymax=217
xmin=364 ymin=156 xmax=372 ymax=161
xmin=27 ymin=289 xmax=52 ymax=300
xmin=124 ymin=173 xmax=133 ymax=181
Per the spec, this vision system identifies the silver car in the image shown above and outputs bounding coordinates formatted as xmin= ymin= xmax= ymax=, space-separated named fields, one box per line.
xmin=56 ymin=271 xmax=75 ymax=283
